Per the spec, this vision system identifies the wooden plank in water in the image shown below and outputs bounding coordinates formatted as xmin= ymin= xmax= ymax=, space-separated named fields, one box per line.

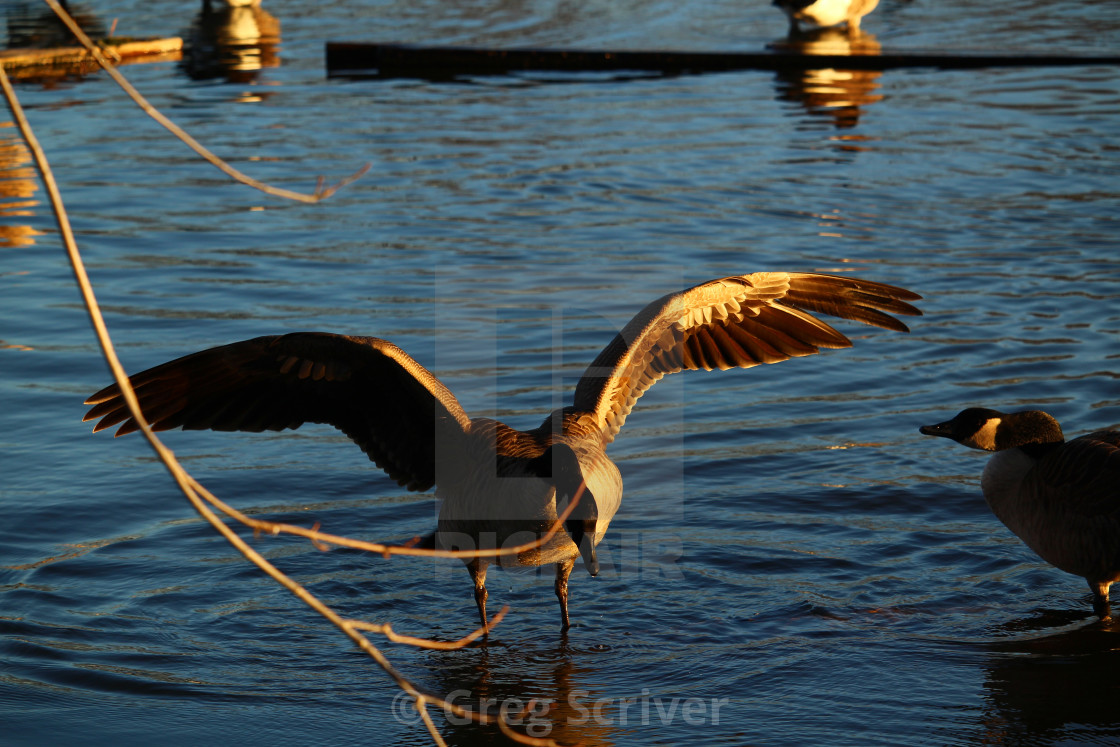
xmin=0 ymin=37 xmax=183 ymax=80
xmin=326 ymin=42 xmax=1120 ymax=79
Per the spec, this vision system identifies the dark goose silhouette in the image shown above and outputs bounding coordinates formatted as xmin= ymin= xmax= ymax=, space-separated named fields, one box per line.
xmin=85 ymin=272 xmax=921 ymax=631
xmin=921 ymin=408 xmax=1120 ymax=620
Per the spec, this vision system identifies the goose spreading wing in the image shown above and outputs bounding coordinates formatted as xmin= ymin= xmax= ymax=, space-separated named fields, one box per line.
xmin=572 ymin=271 xmax=920 ymax=442
xmin=85 ymin=334 xmax=471 ymax=492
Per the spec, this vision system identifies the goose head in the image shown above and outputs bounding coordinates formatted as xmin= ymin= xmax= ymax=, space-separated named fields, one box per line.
xmin=532 ymin=443 xmax=600 ymax=577
xmin=920 ymin=408 xmax=1065 ymax=452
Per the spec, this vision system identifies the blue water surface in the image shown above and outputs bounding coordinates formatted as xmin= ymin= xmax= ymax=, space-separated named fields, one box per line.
xmin=2 ymin=0 xmax=1119 ymax=745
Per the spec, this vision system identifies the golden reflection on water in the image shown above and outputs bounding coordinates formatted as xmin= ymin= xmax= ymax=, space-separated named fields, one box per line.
xmin=182 ymin=0 xmax=281 ymax=85
xmin=773 ymin=28 xmax=884 ymax=131
xmin=0 ymin=123 xmax=41 ymax=249
xmin=429 ymin=641 xmax=619 ymax=746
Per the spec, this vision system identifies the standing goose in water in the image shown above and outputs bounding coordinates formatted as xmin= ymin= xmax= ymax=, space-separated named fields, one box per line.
xmin=85 ymin=272 xmax=920 ymax=631
xmin=920 ymin=408 xmax=1120 ymax=620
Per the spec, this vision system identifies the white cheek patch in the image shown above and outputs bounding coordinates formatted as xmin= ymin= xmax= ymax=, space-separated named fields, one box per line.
xmin=970 ymin=417 xmax=1002 ymax=451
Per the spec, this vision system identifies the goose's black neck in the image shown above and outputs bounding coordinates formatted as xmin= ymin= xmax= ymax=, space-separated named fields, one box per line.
xmin=999 ymin=411 xmax=1065 ymax=453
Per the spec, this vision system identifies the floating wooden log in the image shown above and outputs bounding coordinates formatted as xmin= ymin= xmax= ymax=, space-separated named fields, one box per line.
xmin=0 ymin=37 xmax=183 ymax=80
xmin=326 ymin=42 xmax=1120 ymax=79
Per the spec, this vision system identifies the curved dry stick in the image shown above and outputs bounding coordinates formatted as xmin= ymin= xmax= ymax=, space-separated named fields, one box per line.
xmin=41 ymin=0 xmax=370 ymax=203
xmin=2 ymin=64 xmax=566 ymax=747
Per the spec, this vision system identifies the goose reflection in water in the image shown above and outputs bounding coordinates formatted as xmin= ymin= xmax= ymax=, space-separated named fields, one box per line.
xmin=4 ymin=0 xmax=105 ymax=50
xmin=0 ymin=124 xmax=42 ymax=248
xmin=0 ymin=125 xmax=41 ymax=248
xmin=772 ymin=27 xmax=883 ymax=131
xmin=979 ymin=622 xmax=1120 ymax=744
xmin=426 ymin=643 xmax=618 ymax=746
xmin=182 ymin=0 xmax=280 ymax=84
xmin=425 ymin=636 xmax=726 ymax=745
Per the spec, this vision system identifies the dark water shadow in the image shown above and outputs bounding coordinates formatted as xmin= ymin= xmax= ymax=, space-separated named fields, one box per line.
xmin=977 ymin=614 xmax=1120 ymax=743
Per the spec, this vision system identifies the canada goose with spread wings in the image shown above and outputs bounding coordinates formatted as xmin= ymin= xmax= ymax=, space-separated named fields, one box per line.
xmin=86 ymin=271 xmax=921 ymax=632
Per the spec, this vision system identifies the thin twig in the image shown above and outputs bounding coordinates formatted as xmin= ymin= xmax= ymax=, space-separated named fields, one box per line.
xmin=41 ymin=0 xmax=370 ymax=203
xmin=348 ymin=606 xmax=510 ymax=650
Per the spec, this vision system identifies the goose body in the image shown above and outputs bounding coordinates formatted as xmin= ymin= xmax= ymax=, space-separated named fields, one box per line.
xmin=920 ymin=408 xmax=1120 ymax=620
xmin=773 ymin=0 xmax=880 ymax=32
xmin=85 ymin=272 xmax=920 ymax=631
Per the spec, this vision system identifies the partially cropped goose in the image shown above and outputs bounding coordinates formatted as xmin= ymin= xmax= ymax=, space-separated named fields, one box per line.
xmin=86 ymin=271 xmax=920 ymax=631
xmin=773 ymin=0 xmax=880 ymax=32
xmin=920 ymin=408 xmax=1120 ymax=620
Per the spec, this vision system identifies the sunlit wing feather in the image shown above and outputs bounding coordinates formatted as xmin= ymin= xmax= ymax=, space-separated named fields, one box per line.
xmin=83 ymin=333 xmax=471 ymax=491
xmin=572 ymin=272 xmax=922 ymax=443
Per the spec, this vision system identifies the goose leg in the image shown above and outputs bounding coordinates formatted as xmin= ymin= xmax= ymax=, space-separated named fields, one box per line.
xmin=1089 ymin=579 xmax=1112 ymax=620
xmin=468 ymin=558 xmax=490 ymax=632
xmin=555 ymin=557 xmax=576 ymax=631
